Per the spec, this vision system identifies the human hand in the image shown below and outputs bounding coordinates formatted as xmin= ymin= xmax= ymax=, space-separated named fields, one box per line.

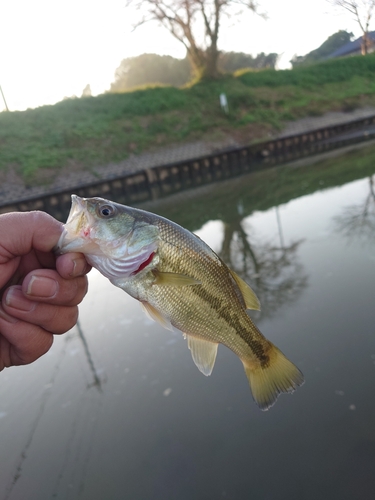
xmin=0 ymin=211 xmax=90 ymax=371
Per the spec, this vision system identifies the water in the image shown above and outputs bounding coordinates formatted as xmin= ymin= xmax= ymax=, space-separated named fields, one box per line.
xmin=1 ymin=146 xmax=375 ymax=499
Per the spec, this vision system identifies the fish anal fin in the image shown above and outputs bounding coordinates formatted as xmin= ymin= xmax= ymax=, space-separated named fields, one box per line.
xmin=141 ymin=302 xmax=173 ymax=331
xmin=243 ymin=343 xmax=304 ymax=411
xmin=229 ymin=269 xmax=260 ymax=311
xmin=186 ymin=335 xmax=218 ymax=376
xmin=153 ymin=270 xmax=201 ymax=287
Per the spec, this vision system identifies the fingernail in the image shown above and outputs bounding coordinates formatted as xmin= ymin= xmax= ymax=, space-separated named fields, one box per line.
xmin=26 ymin=276 xmax=58 ymax=298
xmin=5 ymin=287 xmax=36 ymax=312
xmin=0 ymin=305 xmax=18 ymax=323
xmin=70 ymin=258 xmax=87 ymax=277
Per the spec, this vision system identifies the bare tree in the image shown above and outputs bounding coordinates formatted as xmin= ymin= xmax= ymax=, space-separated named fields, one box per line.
xmin=125 ymin=0 xmax=264 ymax=80
xmin=329 ymin=0 xmax=375 ymax=54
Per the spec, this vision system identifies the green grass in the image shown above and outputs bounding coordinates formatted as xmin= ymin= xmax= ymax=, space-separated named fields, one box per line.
xmin=1 ymin=53 xmax=375 ymax=183
xmin=237 ymin=52 xmax=375 ymax=87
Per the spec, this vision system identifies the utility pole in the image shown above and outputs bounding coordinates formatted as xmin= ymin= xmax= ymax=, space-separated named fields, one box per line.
xmin=0 ymin=85 xmax=9 ymax=111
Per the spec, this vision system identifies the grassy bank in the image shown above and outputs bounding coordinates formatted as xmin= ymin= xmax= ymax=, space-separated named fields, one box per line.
xmin=1 ymin=53 xmax=375 ymax=183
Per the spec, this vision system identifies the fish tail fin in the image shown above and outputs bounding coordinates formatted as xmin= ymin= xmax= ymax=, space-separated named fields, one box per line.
xmin=242 ymin=343 xmax=304 ymax=411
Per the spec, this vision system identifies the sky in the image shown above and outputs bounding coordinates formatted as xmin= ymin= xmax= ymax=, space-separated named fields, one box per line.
xmin=0 ymin=0 xmax=364 ymax=111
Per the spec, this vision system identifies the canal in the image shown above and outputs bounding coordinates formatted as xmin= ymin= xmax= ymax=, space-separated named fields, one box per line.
xmin=1 ymin=143 xmax=375 ymax=499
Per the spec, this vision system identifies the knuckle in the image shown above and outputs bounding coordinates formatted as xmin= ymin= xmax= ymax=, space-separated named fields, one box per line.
xmin=70 ymin=276 xmax=89 ymax=305
xmin=19 ymin=334 xmax=54 ymax=365
xmin=8 ymin=325 xmax=54 ymax=366
xmin=29 ymin=210 xmax=53 ymax=228
xmin=49 ymin=306 xmax=78 ymax=334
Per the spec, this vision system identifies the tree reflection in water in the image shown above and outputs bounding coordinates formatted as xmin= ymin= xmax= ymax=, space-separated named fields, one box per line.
xmin=334 ymin=175 xmax=375 ymax=243
xmin=219 ymin=209 xmax=308 ymax=319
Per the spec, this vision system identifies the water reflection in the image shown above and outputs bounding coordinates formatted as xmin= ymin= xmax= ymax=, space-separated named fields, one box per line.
xmin=76 ymin=320 xmax=104 ymax=391
xmin=2 ymin=144 xmax=375 ymax=499
xmin=334 ymin=175 xmax=375 ymax=243
xmin=3 ymin=333 xmax=72 ymax=500
xmin=2 ymin=320 xmax=105 ymax=499
xmin=142 ymin=143 xmax=375 ymax=233
xmin=218 ymin=213 xmax=308 ymax=319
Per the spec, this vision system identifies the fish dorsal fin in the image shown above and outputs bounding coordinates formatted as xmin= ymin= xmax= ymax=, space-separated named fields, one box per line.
xmin=229 ymin=269 xmax=260 ymax=311
xmin=141 ymin=302 xmax=173 ymax=331
xmin=186 ymin=335 xmax=218 ymax=376
xmin=153 ymin=270 xmax=201 ymax=287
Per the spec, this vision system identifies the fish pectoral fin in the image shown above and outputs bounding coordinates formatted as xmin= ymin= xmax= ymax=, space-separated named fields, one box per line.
xmin=141 ymin=302 xmax=173 ymax=331
xmin=153 ymin=270 xmax=201 ymax=287
xmin=186 ymin=335 xmax=218 ymax=376
xmin=229 ymin=268 xmax=261 ymax=311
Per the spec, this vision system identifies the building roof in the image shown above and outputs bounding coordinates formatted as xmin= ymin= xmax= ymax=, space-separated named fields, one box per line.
xmin=328 ymin=31 xmax=375 ymax=58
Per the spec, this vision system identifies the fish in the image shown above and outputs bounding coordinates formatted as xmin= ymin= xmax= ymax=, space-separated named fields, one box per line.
xmin=56 ymin=195 xmax=304 ymax=410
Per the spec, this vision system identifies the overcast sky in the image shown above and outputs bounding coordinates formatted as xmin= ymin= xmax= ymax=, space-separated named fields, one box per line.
xmin=0 ymin=0 xmax=363 ymax=111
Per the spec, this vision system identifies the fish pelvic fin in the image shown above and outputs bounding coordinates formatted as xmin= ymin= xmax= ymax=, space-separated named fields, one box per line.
xmin=141 ymin=302 xmax=173 ymax=331
xmin=243 ymin=343 xmax=304 ymax=411
xmin=228 ymin=269 xmax=260 ymax=311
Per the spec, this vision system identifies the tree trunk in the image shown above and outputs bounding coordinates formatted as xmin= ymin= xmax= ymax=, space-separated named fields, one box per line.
xmin=187 ymin=43 xmax=220 ymax=80
xmin=203 ymin=45 xmax=220 ymax=79
xmin=361 ymin=32 xmax=369 ymax=55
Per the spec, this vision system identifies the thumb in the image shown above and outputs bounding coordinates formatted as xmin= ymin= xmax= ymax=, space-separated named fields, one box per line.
xmin=0 ymin=211 xmax=63 ymax=258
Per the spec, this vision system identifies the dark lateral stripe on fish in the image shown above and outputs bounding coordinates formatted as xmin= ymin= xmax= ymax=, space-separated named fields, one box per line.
xmin=189 ymin=283 xmax=270 ymax=367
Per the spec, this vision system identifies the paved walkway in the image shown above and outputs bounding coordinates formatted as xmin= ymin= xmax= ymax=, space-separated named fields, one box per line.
xmin=278 ymin=107 xmax=375 ymax=137
xmin=2 ymin=106 xmax=375 ymax=207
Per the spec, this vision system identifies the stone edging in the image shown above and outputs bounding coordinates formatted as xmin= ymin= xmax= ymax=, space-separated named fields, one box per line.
xmin=2 ymin=113 xmax=375 ymax=218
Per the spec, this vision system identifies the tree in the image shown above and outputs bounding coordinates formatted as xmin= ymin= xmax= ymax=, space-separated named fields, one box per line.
xmin=219 ymin=51 xmax=278 ymax=72
xmin=81 ymin=84 xmax=92 ymax=97
xmin=109 ymin=51 xmax=278 ymax=92
xmin=125 ymin=0 xmax=263 ymax=80
xmin=109 ymin=54 xmax=191 ymax=92
xmin=291 ymin=30 xmax=354 ymax=66
xmin=328 ymin=1 xmax=375 ymax=54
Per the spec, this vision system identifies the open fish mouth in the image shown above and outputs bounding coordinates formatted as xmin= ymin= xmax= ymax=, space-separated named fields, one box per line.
xmin=66 ymin=194 xmax=86 ymax=227
xmin=55 ymin=195 xmax=93 ymax=253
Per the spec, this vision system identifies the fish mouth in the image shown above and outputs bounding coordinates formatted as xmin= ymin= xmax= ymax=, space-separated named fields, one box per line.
xmin=55 ymin=194 xmax=94 ymax=253
xmin=67 ymin=194 xmax=86 ymax=225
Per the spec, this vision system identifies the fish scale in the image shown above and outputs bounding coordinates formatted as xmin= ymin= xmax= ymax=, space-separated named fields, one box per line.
xmin=57 ymin=195 xmax=304 ymax=410
xmin=146 ymin=217 xmax=269 ymax=360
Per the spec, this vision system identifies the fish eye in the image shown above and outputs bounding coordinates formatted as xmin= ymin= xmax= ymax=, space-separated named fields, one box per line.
xmin=97 ymin=204 xmax=116 ymax=218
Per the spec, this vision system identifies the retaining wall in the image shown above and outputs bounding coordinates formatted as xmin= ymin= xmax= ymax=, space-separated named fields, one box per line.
xmin=2 ymin=114 xmax=375 ymax=219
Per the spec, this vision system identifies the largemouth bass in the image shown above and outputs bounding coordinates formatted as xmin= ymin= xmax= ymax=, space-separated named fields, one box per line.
xmin=57 ymin=195 xmax=304 ymax=410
